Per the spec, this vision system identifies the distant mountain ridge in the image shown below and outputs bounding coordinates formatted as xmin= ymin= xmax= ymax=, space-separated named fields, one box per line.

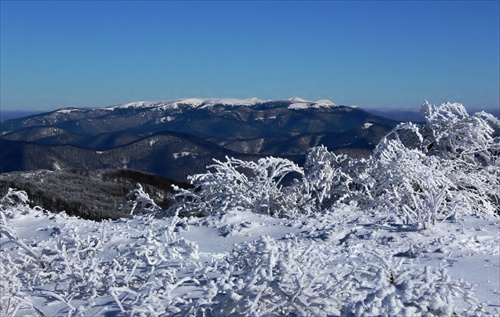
xmin=0 ymin=97 xmax=355 ymax=135
xmin=0 ymin=98 xmax=400 ymax=181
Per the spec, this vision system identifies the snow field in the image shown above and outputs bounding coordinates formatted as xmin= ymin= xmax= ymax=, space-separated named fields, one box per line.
xmin=1 ymin=194 xmax=498 ymax=316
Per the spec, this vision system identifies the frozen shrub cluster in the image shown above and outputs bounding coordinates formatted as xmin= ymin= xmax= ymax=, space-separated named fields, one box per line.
xmin=304 ymin=146 xmax=363 ymax=209
xmin=343 ymin=252 xmax=479 ymax=316
xmin=0 ymin=187 xmax=492 ymax=316
xmin=0 ymin=188 xmax=30 ymax=210
xmin=171 ymin=156 xmax=309 ymax=218
xmin=191 ymin=236 xmax=347 ymax=316
xmin=365 ymin=135 xmax=457 ymax=228
xmin=363 ymin=102 xmax=499 ymax=228
xmin=421 ymin=101 xmax=499 ymax=163
xmin=1 ymin=192 xmax=42 ymax=316
xmin=0 ymin=198 xmax=200 ymax=316
xmin=172 ymin=101 xmax=499 ymax=229
xmin=185 ymin=236 xmax=481 ymax=316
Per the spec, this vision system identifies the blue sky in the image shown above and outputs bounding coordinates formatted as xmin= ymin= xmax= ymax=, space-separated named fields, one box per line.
xmin=1 ymin=1 xmax=499 ymax=111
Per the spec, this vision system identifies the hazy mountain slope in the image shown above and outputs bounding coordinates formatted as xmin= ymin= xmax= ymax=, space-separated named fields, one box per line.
xmin=0 ymin=132 xmax=261 ymax=181
xmin=1 ymin=126 xmax=145 ymax=150
xmin=1 ymin=126 xmax=84 ymax=143
xmin=126 ymin=104 xmax=397 ymax=141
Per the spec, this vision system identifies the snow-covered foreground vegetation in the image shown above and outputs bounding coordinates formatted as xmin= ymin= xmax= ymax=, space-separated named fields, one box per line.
xmin=1 ymin=101 xmax=499 ymax=316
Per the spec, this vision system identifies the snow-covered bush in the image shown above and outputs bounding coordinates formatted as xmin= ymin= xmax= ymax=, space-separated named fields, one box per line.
xmin=421 ymin=102 xmax=499 ymax=215
xmin=188 ymin=236 xmax=348 ymax=316
xmin=185 ymin=236 xmax=482 ymax=316
xmin=304 ymin=146 xmax=359 ymax=209
xmin=421 ymin=102 xmax=500 ymax=216
xmin=342 ymin=252 xmax=479 ymax=316
xmin=171 ymin=156 xmax=309 ymax=218
xmin=365 ymin=135 xmax=456 ymax=228
xmin=121 ymin=183 xmax=162 ymax=215
xmin=359 ymin=102 xmax=499 ymax=228
xmin=421 ymin=101 xmax=500 ymax=164
xmin=1 ymin=201 xmax=38 ymax=316
xmin=0 ymin=190 xmax=200 ymax=316
xmin=169 ymin=101 xmax=498 ymax=227
xmin=104 ymin=224 xmax=200 ymax=316
xmin=0 ymin=188 xmax=29 ymax=210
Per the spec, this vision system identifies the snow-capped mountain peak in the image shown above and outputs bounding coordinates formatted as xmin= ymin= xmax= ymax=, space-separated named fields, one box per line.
xmin=314 ymin=99 xmax=336 ymax=107
xmin=54 ymin=108 xmax=84 ymax=114
xmin=287 ymin=98 xmax=337 ymax=110
xmin=101 ymin=97 xmax=341 ymax=112
xmin=105 ymin=97 xmax=268 ymax=112
xmin=103 ymin=101 xmax=160 ymax=110
xmin=288 ymin=97 xmax=310 ymax=103
xmin=246 ymin=97 xmax=266 ymax=103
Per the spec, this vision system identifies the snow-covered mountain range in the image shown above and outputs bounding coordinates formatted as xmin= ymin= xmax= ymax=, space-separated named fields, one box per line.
xmin=104 ymin=97 xmax=339 ymax=111
xmin=0 ymin=98 xmax=398 ymax=180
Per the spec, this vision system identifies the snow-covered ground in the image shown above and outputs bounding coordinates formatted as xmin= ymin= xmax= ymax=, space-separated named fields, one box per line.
xmin=1 ymin=194 xmax=498 ymax=316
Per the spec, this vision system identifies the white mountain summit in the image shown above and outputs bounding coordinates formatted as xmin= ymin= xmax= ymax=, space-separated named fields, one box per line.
xmin=288 ymin=97 xmax=337 ymax=110
xmin=103 ymin=97 xmax=338 ymax=112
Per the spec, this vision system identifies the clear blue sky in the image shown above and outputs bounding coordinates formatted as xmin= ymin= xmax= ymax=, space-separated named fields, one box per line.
xmin=1 ymin=1 xmax=499 ymax=111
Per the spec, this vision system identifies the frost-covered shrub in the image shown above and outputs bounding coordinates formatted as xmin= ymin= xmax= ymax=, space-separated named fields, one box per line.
xmin=170 ymin=101 xmax=498 ymax=225
xmin=0 ymin=258 xmax=41 ymax=317
xmin=186 ymin=236 xmax=482 ymax=316
xmin=343 ymin=252 xmax=480 ymax=317
xmin=190 ymin=236 xmax=349 ymax=316
xmin=0 ymin=204 xmax=38 ymax=316
xmin=421 ymin=101 xmax=500 ymax=164
xmin=171 ymin=156 xmax=309 ymax=218
xmin=121 ymin=183 xmax=162 ymax=215
xmin=105 ymin=224 xmax=200 ymax=316
xmin=0 ymin=188 xmax=29 ymax=210
xmin=360 ymin=102 xmax=500 ymax=228
xmin=446 ymin=159 xmax=500 ymax=216
xmin=0 ymin=190 xmax=200 ymax=316
xmin=304 ymin=146 xmax=359 ymax=209
xmin=421 ymin=102 xmax=499 ymax=216
xmin=365 ymin=136 xmax=457 ymax=228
